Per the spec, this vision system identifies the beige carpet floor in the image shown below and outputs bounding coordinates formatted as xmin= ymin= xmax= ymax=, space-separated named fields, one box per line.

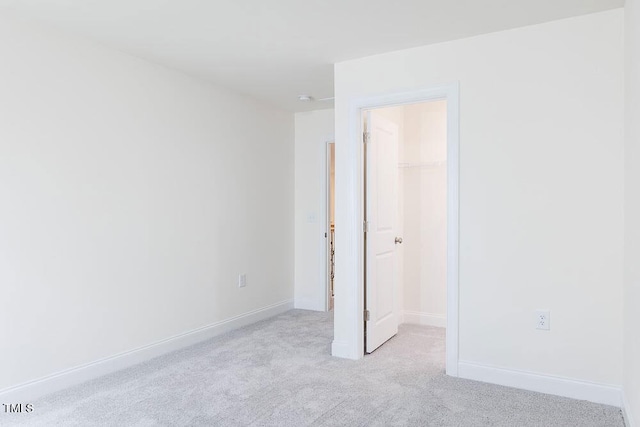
xmin=2 ymin=310 xmax=624 ymax=426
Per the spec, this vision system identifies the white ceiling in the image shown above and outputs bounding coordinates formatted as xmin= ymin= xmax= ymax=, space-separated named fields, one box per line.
xmin=0 ymin=0 xmax=623 ymax=112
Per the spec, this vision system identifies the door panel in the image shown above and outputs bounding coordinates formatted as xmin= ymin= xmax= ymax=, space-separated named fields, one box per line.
xmin=375 ymin=251 xmax=394 ymax=319
xmin=365 ymin=110 xmax=399 ymax=353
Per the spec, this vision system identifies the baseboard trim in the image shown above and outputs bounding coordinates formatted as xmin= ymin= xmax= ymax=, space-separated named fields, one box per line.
xmin=401 ymin=310 xmax=446 ymax=328
xmin=458 ymin=360 xmax=622 ymax=407
xmin=294 ymin=296 xmax=325 ymax=312
xmin=623 ymin=391 xmax=637 ymax=427
xmin=0 ymin=299 xmax=294 ymax=402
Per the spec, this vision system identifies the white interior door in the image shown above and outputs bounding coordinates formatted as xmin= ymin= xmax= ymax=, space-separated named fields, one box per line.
xmin=365 ymin=110 xmax=399 ymax=353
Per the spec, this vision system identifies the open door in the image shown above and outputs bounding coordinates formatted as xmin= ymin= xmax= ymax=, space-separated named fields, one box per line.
xmin=365 ymin=110 xmax=400 ymax=353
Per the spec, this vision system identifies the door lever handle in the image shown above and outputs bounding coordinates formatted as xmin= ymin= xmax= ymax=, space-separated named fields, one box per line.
xmin=395 ymin=237 xmax=403 ymax=244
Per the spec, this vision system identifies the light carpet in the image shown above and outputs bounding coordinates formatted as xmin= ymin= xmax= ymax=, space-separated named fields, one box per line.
xmin=2 ymin=310 xmax=624 ymax=426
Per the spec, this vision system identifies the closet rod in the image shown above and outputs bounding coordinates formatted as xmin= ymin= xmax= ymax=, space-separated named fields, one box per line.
xmin=398 ymin=161 xmax=445 ymax=169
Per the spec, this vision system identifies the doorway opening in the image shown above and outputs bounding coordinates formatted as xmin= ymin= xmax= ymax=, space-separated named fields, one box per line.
xmin=327 ymin=142 xmax=336 ymax=311
xmin=330 ymin=83 xmax=458 ymax=373
xmin=363 ymin=100 xmax=448 ymax=357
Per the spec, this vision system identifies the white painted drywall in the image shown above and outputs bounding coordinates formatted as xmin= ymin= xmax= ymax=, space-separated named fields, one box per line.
xmin=334 ymin=9 xmax=624 ymax=389
xmin=0 ymin=15 xmax=294 ymax=392
xmin=294 ymin=109 xmax=334 ymax=311
xmin=625 ymin=0 xmax=640 ymax=423
xmin=400 ymin=101 xmax=447 ymax=325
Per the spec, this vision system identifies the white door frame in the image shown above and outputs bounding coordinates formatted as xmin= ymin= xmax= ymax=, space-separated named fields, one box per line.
xmin=342 ymin=82 xmax=460 ymax=376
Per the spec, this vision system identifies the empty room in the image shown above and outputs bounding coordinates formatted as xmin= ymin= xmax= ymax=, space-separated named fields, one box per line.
xmin=1 ymin=0 xmax=639 ymax=426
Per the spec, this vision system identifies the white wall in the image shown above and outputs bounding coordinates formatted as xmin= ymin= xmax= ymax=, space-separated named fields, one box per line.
xmin=400 ymin=101 xmax=447 ymax=326
xmin=625 ymin=0 xmax=640 ymax=423
xmin=334 ymin=8 xmax=624 ymax=395
xmin=294 ymin=109 xmax=334 ymax=311
xmin=0 ymin=16 xmax=294 ymax=392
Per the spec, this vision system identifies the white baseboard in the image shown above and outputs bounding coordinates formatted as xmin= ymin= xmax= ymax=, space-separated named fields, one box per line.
xmin=623 ymin=391 xmax=637 ymax=427
xmin=0 ymin=299 xmax=294 ymax=403
xmin=458 ymin=360 xmax=622 ymax=407
xmin=294 ymin=296 xmax=325 ymax=312
xmin=401 ymin=310 xmax=446 ymax=328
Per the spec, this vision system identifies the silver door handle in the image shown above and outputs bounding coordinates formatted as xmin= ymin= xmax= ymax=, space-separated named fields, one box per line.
xmin=395 ymin=237 xmax=403 ymax=244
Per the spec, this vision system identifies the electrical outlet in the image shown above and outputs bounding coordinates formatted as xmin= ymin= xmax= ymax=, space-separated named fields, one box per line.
xmin=238 ymin=273 xmax=247 ymax=288
xmin=535 ymin=309 xmax=550 ymax=331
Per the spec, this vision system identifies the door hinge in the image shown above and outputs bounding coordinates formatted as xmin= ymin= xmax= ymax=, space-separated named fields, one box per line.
xmin=364 ymin=310 xmax=370 ymax=322
xmin=363 ymin=220 xmax=369 ymax=233
xmin=363 ymin=132 xmax=370 ymax=144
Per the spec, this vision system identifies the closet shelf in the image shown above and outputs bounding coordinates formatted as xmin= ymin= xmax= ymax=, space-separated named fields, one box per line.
xmin=398 ymin=161 xmax=445 ymax=169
